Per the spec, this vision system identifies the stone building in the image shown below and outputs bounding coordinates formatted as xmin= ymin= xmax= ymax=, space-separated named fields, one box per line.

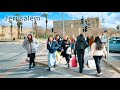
xmin=53 ymin=17 xmax=102 ymax=37
xmin=0 ymin=26 xmax=31 ymax=40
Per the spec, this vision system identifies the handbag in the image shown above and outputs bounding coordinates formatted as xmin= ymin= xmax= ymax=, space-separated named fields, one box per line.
xmin=66 ymin=46 xmax=71 ymax=55
xmin=71 ymin=55 xmax=77 ymax=67
xmin=86 ymin=59 xmax=96 ymax=68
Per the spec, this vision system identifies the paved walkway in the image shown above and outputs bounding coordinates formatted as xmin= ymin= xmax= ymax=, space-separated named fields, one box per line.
xmin=0 ymin=41 xmax=120 ymax=78
xmin=34 ymin=44 xmax=120 ymax=78
xmin=103 ymin=56 xmax=120 ymax=74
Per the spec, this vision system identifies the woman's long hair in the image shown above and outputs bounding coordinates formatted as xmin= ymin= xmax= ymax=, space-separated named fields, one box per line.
xmin=47 ymin=36 xmax=54 ymax=43
xmin=27 ymin=34 xmax=33 ymax=42
xmin=94 ymin=36 xmax=103 ymax=50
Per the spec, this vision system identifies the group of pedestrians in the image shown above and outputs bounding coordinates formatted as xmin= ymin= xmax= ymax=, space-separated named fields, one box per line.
xmin=22 ymin=33 xmax=107 ymax=77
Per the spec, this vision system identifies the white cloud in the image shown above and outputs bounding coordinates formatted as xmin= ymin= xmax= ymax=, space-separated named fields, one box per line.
xmin=65 ymin=12 xmax=120 ymax=28
xmin=1 ymin=12 xmax=120 ymax=29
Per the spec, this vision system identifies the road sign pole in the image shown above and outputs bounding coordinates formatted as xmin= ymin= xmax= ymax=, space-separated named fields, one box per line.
xmin=82 ymin=16 xmax=85 ymax=38
xmin=107 ymin=36 xmax=109 ymax=64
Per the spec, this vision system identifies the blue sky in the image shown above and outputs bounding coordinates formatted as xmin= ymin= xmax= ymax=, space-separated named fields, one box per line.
xmin=0 ymin=12 xmax=120 ymax=29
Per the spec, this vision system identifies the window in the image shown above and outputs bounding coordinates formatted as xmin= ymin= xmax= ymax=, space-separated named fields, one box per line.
xmin=116 ymin=40 xmax=120 ymax=43
xmin=88 ymin=20 xmax=89 ymax=22
xmin=96 ymin=19 xmax=97 ymax=21
xmin=88 ymin=23 xmax=90 ymax=26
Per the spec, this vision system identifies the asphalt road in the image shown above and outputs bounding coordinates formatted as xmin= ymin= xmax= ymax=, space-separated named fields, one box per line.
xmin=0 ymin=42 xmax=43 ymax=71
xmin=109 ymin=52 xmax=120 ymax=60
xmin=0 ymin=42 xmax=120 ymax=78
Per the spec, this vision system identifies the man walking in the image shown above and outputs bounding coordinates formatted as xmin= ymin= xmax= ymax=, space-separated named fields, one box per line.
xmin=74 ymin=34 xmax=88 ymax=75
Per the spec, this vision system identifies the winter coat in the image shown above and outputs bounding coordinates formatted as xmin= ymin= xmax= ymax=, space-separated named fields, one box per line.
xmin=56 ymin=38 xmax=63 ymax=52
xmin=22 ymin=38 xmax=39 ymax=54
xmin=47 ymin=41 xmax=60 ymax=53
xmin=91 ymin=42 xmax=107 ymax=56
xmin=75 ymin=36 xmax=88 ymax=50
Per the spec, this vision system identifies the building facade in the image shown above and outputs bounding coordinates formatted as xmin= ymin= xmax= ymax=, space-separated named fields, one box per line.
xmin=53 ymin=17 xmax=102 ymax=37
xmin=0 ymin=26 xmax=31 ymax=40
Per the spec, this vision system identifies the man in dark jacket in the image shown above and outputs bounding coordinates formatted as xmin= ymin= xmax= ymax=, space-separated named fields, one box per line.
xmin=75 ymin=34 xmax=88 ymax=74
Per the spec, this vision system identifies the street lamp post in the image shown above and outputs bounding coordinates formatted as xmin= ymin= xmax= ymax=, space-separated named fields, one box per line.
xmin=9 ymin=20 xmax=13 ymax=41
xmin=21 ymin=24 xmax=22 ymax=39
xmin=62 ymin=12 xmax=64 ymax=37
xmin=11 ymin=24 xmax=13 ymax=41
xmin=82 ymin=16 xmax=85 ymax=37
xmin=46 ymin=16 xmax=48 ymax=38
xmin=32 ymin=20 xmax=34 ymax=36
xmin=41 ymin=13 xmax=48 ymax=38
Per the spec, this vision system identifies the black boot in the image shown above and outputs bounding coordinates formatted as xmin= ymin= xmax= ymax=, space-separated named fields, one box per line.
xmin=54 ymin=65 xmax=56 ymax=68
xmin=28 ymin=66 xmax=31 ymax=71
xmin=47 ymin=67 xmax=51 ymax=71
xmin=68 ymin=63 xmax=70 ymax=67
xmin=79 ymin=68 xmax=83 ymax=73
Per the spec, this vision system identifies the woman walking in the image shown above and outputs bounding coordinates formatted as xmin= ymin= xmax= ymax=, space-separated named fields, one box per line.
xmin=61 ymin=36 xmax=71 ymax=67
xmin=47 ymin=36 xmax=60 ymax=71
xmin=55 ymin=35 xmax=63 ymax=64
xmin=91 ymin=36 xmax=107 ymax=77
xmin=22 ymin=34 xmax=39 ymax=71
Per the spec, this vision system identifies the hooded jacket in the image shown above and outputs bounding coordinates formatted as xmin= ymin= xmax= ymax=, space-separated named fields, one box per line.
xmin=22 ymin=35 xmax=39 ymax=54
xmin=75 ymin=35 xmax=88 ymax=50
xmin=47 ymin=40 xmax=60 ymax=53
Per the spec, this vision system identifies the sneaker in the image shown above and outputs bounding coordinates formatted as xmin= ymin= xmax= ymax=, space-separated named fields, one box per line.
xmin=31 ymin=66 xmax=35 ymax=68
xmin=79 ymin=73 xmax=84 ymax=76
xmin=65 ymin=63 xmax=67 ymax=65
xmin=27 ymin=68 xmax=31 ymax=71
xmin=97 ymin=72 xmax=102 ymax=77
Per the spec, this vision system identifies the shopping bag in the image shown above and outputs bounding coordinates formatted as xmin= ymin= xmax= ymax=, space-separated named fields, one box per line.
xmin=86 ymin=59 xmax=96 ymax=68
xmin=66 ymin=46 xmax=72 ymax=55
xmin=71 ymin=55 xmax=77 ymax=67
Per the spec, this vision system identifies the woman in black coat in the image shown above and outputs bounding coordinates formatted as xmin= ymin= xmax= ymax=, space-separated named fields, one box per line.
xmin=61 ymin=36 xmax=71 ymax=67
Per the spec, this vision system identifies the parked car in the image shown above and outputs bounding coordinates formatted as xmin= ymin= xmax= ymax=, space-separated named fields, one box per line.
xmin=109 ymin=39 xmax=120 ymax=52
xmin=109 ymin=36 xmax=120 ymax=41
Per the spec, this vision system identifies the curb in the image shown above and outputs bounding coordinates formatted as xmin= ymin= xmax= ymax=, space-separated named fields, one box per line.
xmin=103 ymin=60 xmax=120 ymax=74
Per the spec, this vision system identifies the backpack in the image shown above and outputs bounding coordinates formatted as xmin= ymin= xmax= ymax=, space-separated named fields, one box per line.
xmin=75 ymin=40 xmax=88 ymax=50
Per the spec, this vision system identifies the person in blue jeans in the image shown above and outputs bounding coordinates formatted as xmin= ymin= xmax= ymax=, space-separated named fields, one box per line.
xmin=47 ymin=36 xmax=60 ymax=71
